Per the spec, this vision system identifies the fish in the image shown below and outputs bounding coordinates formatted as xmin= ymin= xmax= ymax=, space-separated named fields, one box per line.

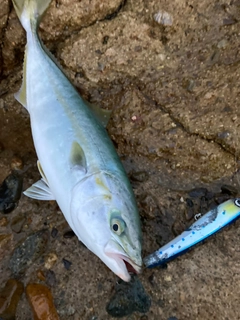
xmin=12 ymin=0 xmax=142 ymax=281
xmin=144 ymin=198 xmax=240 ymax=268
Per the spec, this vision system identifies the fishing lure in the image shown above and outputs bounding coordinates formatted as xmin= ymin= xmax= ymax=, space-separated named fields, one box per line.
xmin=144 ymin=198 xmax=240 ymax=268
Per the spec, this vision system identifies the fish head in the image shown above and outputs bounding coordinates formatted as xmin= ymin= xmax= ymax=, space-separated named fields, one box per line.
xmin=70 ymin=172 xmax=142 ymax=281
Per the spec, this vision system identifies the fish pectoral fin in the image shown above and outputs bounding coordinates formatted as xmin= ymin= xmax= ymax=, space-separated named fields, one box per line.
xmin=84 ymin=99 xmax=112 ymax=128
xmin=23 ymin=179 xmax=55 ymax=200
xmin=37 ymin=160 xmax=49 ymax=186
xmin=70 ymin=141 xmax=87 ymax=172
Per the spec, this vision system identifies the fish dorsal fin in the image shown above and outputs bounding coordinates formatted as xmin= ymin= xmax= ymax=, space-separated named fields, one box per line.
xmin=14 ymin=46 xmax=27 ymax=109
xmin=23 ymin=179 xmax=55 ymax=200
xmin=37 ymin=160 xmax=49 ymax=186
xmin=84 ymin=99 xmax=112 ymax=128
xmin=70 ymin=141 xmax=87 ymax=172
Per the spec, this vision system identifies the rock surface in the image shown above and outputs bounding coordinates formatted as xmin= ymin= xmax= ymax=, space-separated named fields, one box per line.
xmin=0 ymin=0 xmax=240 ymax=319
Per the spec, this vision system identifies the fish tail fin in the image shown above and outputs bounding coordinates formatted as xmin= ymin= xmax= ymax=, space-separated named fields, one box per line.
xmin=12 ymin=0 xmax=52 ymax=33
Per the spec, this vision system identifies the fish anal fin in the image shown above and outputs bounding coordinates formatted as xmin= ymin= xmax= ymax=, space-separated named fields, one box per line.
xmin=84 ymin=99 xmax=111 ymax=128
xmin=70 ymin=141 xmax=87 ymax=172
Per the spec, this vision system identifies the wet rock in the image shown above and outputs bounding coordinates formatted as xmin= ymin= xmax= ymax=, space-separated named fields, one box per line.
xmin=0 ymin=279 xmax=24 ymax=320
xmin=9 ymin=230 xmax=49 ymax=276
xmin=221 ymin=185 xmax=238 ymax=196
xmin=0 ymin=172 xmax=23 ymax=214
xmin=168 ymin=317 xmax=178 ymax=320
xmin=62 ymin=258 xmax=72 ymax=270
xmin=63 ymin=230 xmax=76 ymax=239
xmin=10 ymin=213 xmax=26 ymax=233
xmin=106 ymin=275 xmax=151 ymax=317
xmin=44 ymin=253 xmax=58 ymax=270
xmin=26 ymin=283 xmax=59 ymax=320
xmin=130 ymin=171 xmax=149 ymax=183
xmin=51 ymin=228 xmax=58 ymax=238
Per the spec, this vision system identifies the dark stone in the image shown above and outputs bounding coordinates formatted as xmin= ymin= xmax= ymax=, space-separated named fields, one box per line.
xmin=51 ymin=228 xmax=58 ymax=238
xmin=45 ymin=270 xmax=57 ymax=287
xmin=0 ymin=173 xmax=23 ymax=214
xmin=186 ymin=198 xmax=194 ymax=207
xmin=130 ymin=171 xmax=149 ymax=183
xmin=63 ymin=230 xmax=76 ymax=239
xmin=102 ymin=36 xmax=109 ymax=45
xmin=106 ymin=275 xmax=151 ymax=317
xmin=188 ymin=188 xmax=208 ymax=198
xmin=62 ymin=258 xmax=72 ymax=270
xmin=9 ymin=230 xmax=49 ymax=276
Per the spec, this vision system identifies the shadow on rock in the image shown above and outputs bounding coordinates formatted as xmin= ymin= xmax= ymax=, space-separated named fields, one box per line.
xmin=106 ymin=275 xmax=151 ymax=318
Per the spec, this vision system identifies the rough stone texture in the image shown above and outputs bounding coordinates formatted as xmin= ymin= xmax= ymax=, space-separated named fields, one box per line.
xmin=0 ymin=0 xmax=240 ymax=319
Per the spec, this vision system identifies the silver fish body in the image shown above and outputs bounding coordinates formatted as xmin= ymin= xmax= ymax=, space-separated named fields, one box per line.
xmin=12 ymin=0 xmax=142 ymax=281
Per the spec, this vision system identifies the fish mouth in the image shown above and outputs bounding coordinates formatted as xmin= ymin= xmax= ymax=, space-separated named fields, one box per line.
xmin=104 ymin=240 xmax=142 ymax=281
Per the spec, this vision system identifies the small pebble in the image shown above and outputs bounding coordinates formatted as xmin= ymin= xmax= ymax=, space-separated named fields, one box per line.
xmin=37 ymin=270 xmax=46 ymax=282
xmin=44 ymin=253 xmax=58 ymax=270
xmin=26 ymin=283 xmax=59 ymax=320
xmin=63 ymin=230 xmax=76 ymax=239
xmin=62 ymin=258 xmax=72 ymax=270
xmin=11 ymin=156 xmax=23 ymax=171
xmin=10 ymin=213 xmax=26 ymax=233
xmin=0 ymin=279 xmax=24 ymax=320
xmin=51 ymin=227 xmax=58 ymax=238
xmin=0 ymin=217 xmax=8 ymax=227
xmin=153 ymin=10 xmax=173 ymax=26
xmin=0 ymin=173 xmax=23 ymax=214
xmin=131 ymin=171 xmax=149 ymax=183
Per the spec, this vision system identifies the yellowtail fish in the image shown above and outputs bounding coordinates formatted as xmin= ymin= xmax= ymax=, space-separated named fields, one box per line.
xmin=12 ymin=0 xmax=142 ymax=281
xmin=144 ymin=199 xmax=240 ymax=268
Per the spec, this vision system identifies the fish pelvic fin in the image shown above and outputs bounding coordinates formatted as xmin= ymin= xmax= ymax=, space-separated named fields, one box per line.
xmin=12 ymin=0 xmax=52 ymax=32
xmin=24 ymin=179 xmax=55 ymax=201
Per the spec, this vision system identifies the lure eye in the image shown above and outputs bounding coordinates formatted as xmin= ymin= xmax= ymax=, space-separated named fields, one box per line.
xmin=111 ymin=218 xmax=125 ymax=236
xmin=234 ymin=199 xmax=240 ymax=207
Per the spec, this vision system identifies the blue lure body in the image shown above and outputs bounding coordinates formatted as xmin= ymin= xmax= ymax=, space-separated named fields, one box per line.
xmin=144 ymin=199 xmax=240 ymax=268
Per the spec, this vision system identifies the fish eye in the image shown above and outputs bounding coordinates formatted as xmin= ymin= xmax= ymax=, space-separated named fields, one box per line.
xmin=234 ymin=199 xmax=240 ymax=207
xmin=111 ymin=218 xmax=125 ymax=236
